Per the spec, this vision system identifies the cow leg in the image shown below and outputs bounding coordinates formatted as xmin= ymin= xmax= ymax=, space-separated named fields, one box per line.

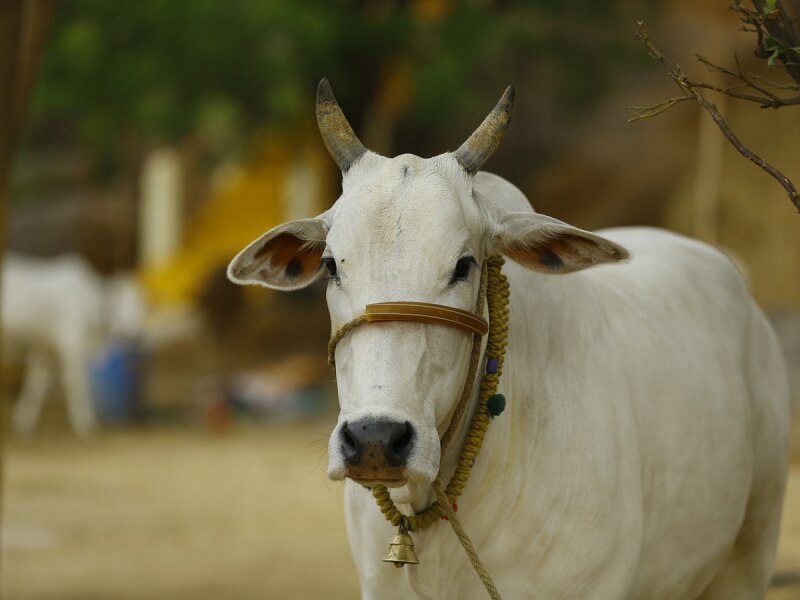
xmin=699 ymin=310 xmax=792 ymax=600
xmin=696 ymin=521 xmax=780 ymax=599
xmin=60 ymin=354 xmax=97 ymax=439
xmin=12 ymin=349 xmax=51 ymax=437
xmin=696 ymin=472 xmax=785 ymax=599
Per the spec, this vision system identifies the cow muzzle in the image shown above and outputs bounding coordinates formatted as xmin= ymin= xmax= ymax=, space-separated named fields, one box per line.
xmin=328 ymin=301 xmax=489 ymax=486
xmin=340 ymin=418 xmax=414 ymax=484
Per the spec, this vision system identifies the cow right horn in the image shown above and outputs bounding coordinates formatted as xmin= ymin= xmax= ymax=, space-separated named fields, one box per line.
xmin=453 ymin=86 xmax=515 ymax=175
xmin=316 ymin=78 xmax=367 ymax=173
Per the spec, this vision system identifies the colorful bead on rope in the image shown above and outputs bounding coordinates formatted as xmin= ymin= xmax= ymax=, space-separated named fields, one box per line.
xmin=441 ymin=502 xmax=458 ymax=521
xmin=486 ymin=393 xmax=505 ymax=418
xmin=486 ymin=357 xmax=498 ymax=374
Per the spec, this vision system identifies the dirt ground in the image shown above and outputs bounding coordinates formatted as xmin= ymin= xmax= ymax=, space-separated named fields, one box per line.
xmin=2 ymin=420 xmax=799 ymax=600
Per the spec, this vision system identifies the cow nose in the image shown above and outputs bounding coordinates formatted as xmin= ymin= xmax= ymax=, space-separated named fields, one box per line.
xmin=341 ymin=419 xmax=414 ymax=468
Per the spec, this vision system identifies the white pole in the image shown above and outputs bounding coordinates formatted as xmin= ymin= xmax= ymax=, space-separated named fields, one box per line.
xmin=139 ymin=147 xmax=183 ymax=267
xmin=282 ymin=153 xmax=320 ymax=222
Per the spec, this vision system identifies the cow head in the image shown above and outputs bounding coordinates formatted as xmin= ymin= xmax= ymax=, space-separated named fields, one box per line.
xmin=228 ymin=80 xmax=627 ymax=495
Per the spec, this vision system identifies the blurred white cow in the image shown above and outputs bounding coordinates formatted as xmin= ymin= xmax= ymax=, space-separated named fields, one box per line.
xmin=2 ymin=253 xmax=144 ymax=437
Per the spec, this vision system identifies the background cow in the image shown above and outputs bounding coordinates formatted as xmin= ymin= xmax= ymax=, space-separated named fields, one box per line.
xmin=2 ymin=253 xmax=145 ymax=437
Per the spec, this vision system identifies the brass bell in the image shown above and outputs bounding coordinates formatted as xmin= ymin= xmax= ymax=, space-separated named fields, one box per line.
xmin=382 ymin=529 xmax=420 ymax=568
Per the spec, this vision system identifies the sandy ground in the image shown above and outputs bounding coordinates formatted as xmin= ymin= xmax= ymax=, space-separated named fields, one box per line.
xmin=2 ymin=420 xmax=799 ymax=600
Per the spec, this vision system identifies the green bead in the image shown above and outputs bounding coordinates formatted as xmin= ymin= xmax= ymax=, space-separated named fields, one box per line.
xmin=486 ymin=394 xmax=506 ymax=418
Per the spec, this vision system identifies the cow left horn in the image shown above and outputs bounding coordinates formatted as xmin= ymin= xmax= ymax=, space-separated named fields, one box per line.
xmin=453 ymin=86 xmax=515 ymax=175
xmin=316 ymin=78 xmax=367 ymax=173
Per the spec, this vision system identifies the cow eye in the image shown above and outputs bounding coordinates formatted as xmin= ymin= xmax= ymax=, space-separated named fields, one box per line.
xmin=322 ymin=257 xmax=337 ymax=277
xmin=449 ymin=256 xmax=476 ymax=285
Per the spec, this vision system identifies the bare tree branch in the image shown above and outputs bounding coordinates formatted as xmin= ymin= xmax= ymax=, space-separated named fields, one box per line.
xmin=631 ymin=1 xmax=800 ymax=114
xmin=749 ymin=72 xmax=800 ymax=90
xmin=629 ymin=95 xmax=694 ymax=121
xmin=691 ymin=51 xmax=800 ymax=108
xmin=629 ymin=22 xmax=800 ymax=213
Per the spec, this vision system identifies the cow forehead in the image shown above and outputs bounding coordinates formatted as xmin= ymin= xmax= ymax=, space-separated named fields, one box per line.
xmin=329 ymin=153 xmax=484 ymax=258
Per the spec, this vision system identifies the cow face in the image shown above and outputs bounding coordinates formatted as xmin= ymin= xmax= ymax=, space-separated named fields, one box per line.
xmin=322 ymin=151 xmax=490 ymax=486
xmin=228 ymin=80 xmax=627 ymax=492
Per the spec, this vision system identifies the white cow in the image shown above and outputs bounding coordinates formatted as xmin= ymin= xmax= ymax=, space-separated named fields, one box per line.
xmin=228 ymin=81 xmax=790 ymax=599
xmin=2 ymin=253 xmax=145 ymax=437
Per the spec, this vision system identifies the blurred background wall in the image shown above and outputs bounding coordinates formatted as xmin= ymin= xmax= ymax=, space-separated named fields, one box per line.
xmin=10 ymin=1 xmax=800 ymax=297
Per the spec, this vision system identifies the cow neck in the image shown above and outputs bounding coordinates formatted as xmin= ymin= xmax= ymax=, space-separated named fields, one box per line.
xmin=370 ymin=254 xmax=510 ymax=532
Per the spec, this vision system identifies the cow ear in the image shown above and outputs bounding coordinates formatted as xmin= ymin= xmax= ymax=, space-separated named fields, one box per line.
xmin=227 ymin=218 xmax=328 ymax=290
xmin=493 ymin=213 xmax=628 ymax=274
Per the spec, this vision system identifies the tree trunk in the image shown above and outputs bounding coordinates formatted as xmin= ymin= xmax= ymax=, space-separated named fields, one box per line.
xmin=0 ymin=0 xmax=57 ymax=581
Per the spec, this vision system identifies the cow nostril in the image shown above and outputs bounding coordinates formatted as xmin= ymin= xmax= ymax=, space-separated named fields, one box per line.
xmin=387 ymin=421 xmax=413 ymax=465
xmin=392 ymin=422 xmax=412 ymax=454
xmin=341 ymin=422 xmax=358 ymax=461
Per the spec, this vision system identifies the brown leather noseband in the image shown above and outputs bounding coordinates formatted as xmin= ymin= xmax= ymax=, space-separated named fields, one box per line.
xmin=327 ymin=286 xmax=490 ymax=371
xmin=364 ymin=301 xmax=488 ymax=336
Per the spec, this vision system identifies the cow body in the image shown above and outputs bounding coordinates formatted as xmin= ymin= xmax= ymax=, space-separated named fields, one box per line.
xmin=228 ymin=82 xmax=790 ymax=599
xmin=341 ymin=172 xmax=790 ymax=599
